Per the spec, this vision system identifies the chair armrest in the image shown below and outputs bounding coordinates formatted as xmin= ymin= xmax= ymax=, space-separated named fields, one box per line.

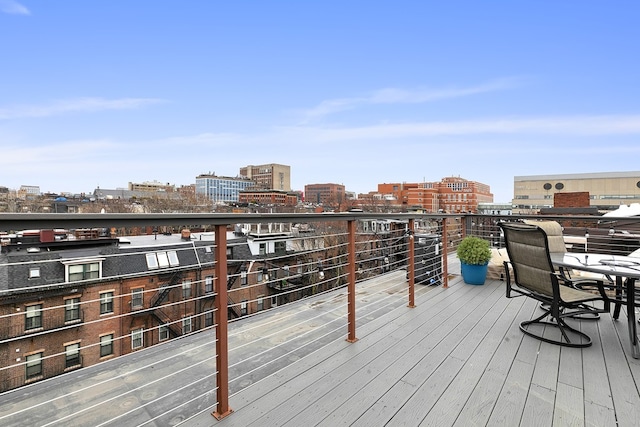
xmin=503 ymin=261 xmax=514 ymax=298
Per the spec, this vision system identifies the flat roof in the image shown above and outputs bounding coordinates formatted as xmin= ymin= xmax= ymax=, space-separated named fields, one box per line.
xmin=514 ymin=171 xmax=640 ymax=181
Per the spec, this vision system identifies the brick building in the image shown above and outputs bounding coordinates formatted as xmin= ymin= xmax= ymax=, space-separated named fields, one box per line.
xmin=238 ymin=189 xmax=299 ymax=206
xmin=372 ymin=177 xmax=493 ymax=213
xmin=0 ymin=225 xmax=340 ymax=392
xmin=553 ymin=192 xmax=591 ymax=208
xmin=304 ymin=183 xmax=346 ymax=207
xmin=437 ymin=176 xmax=493 ymax=213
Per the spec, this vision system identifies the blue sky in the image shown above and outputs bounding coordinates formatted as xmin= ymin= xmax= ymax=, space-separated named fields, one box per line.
xmin=2 ymin=1 xmax=640 ymax=203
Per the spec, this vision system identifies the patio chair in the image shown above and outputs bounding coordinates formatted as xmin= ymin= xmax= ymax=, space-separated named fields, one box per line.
xmin=522 ymin=219 xmax=616 ymax=318
xmin=500 ymin=222 xmax=610 ymax=348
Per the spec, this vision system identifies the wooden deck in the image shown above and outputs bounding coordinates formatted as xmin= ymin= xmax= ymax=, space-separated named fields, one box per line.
xmin=193 ymin=272 xmax=640 ymax=427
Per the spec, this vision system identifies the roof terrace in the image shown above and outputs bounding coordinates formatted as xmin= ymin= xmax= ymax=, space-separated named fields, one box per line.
xmin=1 ymin=212 xmax=639 ymax=426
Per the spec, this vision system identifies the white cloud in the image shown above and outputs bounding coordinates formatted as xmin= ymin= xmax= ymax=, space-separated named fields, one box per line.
xmin=0 ymin=97 xmax=166 ymax=120
xmin=299 ymin=77 xmax=523 ymax=122
xmin=3 ymin=139 xmax=116 ymax=165
xmin=0 ymin=0 xmax=30 ymax=15
xmin=278 ymin=114 xmax=640 ymax=142
xmin=158 ymin=132 xmax=246 ymax=147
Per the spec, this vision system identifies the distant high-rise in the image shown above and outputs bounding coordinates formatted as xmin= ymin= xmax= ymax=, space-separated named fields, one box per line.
xmin=239 ymin=164 xmax=291 ymax=191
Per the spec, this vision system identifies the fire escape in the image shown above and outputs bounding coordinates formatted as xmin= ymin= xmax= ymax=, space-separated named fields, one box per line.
xmin=226 ymin=262 xmax=244 ymax=319
xmin=148 ymin=271 xmax=184 ymax=337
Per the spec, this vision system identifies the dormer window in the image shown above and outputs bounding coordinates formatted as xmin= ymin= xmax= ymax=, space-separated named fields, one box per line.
xmin=62 ymin=258 xmax=104 ymax=283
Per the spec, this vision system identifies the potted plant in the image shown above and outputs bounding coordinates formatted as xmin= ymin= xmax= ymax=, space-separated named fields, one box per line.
xmin=457 ymin=236 xmax=492 ymax=285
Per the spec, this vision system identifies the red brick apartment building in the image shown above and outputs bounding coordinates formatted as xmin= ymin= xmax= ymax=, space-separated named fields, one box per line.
xmin=437 ymin=176 xmax=493 ymax=213
xmin=239 ymin=189 xmax=299 ymax=206
xmin=0 ymin=218 xmax=410 ymax=393
xmin=304 ymin=183 xmax=346 ymax=206
xmin=373 ymin=177 xmax=493 ymax=213
xmin=0 ymin=226 xmax=337 ymax=392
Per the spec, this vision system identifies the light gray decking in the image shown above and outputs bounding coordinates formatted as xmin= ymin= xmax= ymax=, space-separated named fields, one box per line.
xmin=195 ymin=273 xmax=640 ymax=427
xmin=2 ymin=269 xmax=640 ymax=426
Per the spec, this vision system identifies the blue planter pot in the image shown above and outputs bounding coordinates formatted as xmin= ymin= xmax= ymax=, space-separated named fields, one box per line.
xmin=461 ymin=262 xmax=488 ymax=285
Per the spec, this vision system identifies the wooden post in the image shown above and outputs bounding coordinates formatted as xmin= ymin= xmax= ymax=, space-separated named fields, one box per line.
xmin=442 ymin=217 xmax=449 ymax=288
xmin=212 ymin=224 xmax=233 ymax=420
xmin=408 ymin=219 xmax=416 ymax=308
xmin=346 ymin=220 xmax=358 ymax=343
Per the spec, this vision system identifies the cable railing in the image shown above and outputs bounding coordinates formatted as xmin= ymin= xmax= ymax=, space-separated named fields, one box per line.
xmin=1 ymin=211 xmax=639 ymax=425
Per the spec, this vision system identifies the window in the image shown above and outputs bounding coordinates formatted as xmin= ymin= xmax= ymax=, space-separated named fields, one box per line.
xmin=257 ymin=270 xmax=263 ymax=282
xmin=145 ymin=253 xmax=158 ymax=269
xmin=167 ymin=251 xmax=179 ymax=266
xmin=241 ymin=270 xmax=247 ymax=286
xmin=204 ymin=311 xmax=213 ymax=327
xmin=68 ymin=262 xmax=100 ymax=282
xmin=65 ymin=298 xmax=80 ymax=322
xmin=182 ymin=317 xmax=192 ymax=334
xmin=182 ymin=280 xmax=192 ymax=299
xmin=146 ymin=251 xmax=180 ymax=269
xmin=29 ymin=267 xmax=40 ymax=279
xmin=100 ymin=334 xmax=113 ymax=357
xmin=131 ymin=288 xmax=143 ymax=309
xmin=205 ymin=276 xmax=213 ymax=293
xmin=275 ymin=241 xmax=286 ymax=253
xmin=157 ymin=251 xmax=170 ymax=268
xmin=131 ymin=328 xmax=144 ymax=349
xmin=25 ymin=352 xmax=43 ymax=379
xmin=257 ymin=296 xmax=264 ymax=311
xmin=241 ymin=300 xmax=248 ymax=315
xmin=65 ymin=343 xmax=81 ymax=368
xmin=100 ymin=292 xmax=114 ymax=314
xmin=159 ymin=325 xmax=169 ymax=341
xmin=259 ymin=243 xmax=266 ymax=256
xmin=25 ymin=304 xmax=43 ymax=330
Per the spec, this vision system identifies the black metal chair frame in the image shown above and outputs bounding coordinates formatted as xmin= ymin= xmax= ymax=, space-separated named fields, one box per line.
xmin=500 ymin=222 xmax=611 ymax=348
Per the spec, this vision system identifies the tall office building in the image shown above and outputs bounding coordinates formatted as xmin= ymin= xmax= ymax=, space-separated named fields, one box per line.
xmin=239 ymin=164 xmax=291 ymax=191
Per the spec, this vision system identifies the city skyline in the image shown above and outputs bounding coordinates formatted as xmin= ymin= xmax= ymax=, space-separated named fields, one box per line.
xmin=2 ymin=1 xmax=640 ymax=203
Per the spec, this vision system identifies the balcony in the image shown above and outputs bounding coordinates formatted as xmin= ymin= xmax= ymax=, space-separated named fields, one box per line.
xmin=1 ymin=212 xmax=640 ymax=426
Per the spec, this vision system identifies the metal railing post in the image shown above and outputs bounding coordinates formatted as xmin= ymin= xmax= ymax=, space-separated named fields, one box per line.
xmin=347 ymin=220 xmax=358 ymax=343
xmin=212 ymin=224 xmax=232 ymax=420
xmin=442 ymin=217 xmax=449 ymax=288
xmin=408 ymin=219 xmax=415 ymax=308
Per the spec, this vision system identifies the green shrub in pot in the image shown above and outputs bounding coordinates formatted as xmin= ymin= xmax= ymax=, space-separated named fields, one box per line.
xmin=456 ymin=236 xmax=492 ymax=285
